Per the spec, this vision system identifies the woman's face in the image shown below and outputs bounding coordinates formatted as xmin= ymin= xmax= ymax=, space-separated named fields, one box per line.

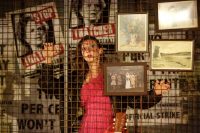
xmin=81 ymin=39 xmax=102 ymax=63
xmin=81 ymin=0 xmax=104 ymax=25
xmin=126 ymin=72 xmax=130 ymax=77
xmin=25 ymin=20 xmax=47 ymax=46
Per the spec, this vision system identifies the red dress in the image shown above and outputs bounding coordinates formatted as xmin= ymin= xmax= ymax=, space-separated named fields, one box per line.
xmin=79 ymin=73 xmax=114 ymax=133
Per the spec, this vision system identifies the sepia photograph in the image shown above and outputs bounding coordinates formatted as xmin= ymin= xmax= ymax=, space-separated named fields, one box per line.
xmin=157 ymin=0 xmax=198 ymax=31
xmin=150 ymin=40 xmax=194 ymax=71
xmin=117 ymin=13 xmax=148 ymax=52
xmin=103 ymin=62 xmax=147 ymax=96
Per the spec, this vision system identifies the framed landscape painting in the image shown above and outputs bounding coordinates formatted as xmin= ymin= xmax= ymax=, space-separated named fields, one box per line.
xmin=150 ymin=40 xmax=194 ymax=71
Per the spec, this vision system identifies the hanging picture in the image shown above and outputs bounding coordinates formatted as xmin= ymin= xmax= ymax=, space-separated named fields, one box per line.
xmin=150 ymin=40 xmax=194 ymax=71
xmin=116 ymin=13 xmax=148 ymax=52
xmin=156 ymin=0 xmax=199 ymax=31
xmin=103 ymin=62 xmax=147 ymax=96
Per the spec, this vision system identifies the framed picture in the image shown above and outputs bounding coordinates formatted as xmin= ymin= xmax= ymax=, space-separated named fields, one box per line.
xmin=150 ymin=40 xmax=194 ymax=71
xmin=103 ymin=62 xmax=147 ymax=96
xmin=116 ymin=13 xmax=148 ymax=52
xmin=156 ymin=0 xmax=199 ymax=31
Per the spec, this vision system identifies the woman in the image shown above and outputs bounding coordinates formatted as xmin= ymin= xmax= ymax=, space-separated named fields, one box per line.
xmin=76 ymin=35 xmax=113 ymax=133
xmin=76 ymin=35 xmax=170 ymax=133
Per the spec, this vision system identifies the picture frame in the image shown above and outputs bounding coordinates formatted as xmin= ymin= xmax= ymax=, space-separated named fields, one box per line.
xmin=116 ymin=13 xmax=148 ymax=52
xmin=156 ymin=0 xmax=199 ymax=31
xmin=103 ymin=62 xmax=147 ymax=96
xmin=150 ymin=40 xmax=194 ymax=71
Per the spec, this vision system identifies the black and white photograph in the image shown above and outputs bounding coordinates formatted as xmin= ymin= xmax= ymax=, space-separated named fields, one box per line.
xmin=12 ymin=13 xmax=55 ymax=57
xmin=104 ymin=62 xmax=147 ymax=96
xmin=69 ymin=0 xmax=110 ymax=28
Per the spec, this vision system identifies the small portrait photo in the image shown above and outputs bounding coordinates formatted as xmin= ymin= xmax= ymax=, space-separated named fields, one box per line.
xmin=104 ymin=62 xmax=147 ymax=96
xmin=11 ymin=13 xmax=55 ymax=57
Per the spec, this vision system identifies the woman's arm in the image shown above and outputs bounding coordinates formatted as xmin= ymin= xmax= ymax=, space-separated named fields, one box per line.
xmin=112 ymin=79 xmax=171 ymax=112
xmin=112 ymin=90 xmax=162 ymax=113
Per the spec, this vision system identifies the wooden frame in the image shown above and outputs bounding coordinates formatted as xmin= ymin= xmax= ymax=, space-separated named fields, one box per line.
xmin=156 ymin=0 xmax=199 ymax=31
xmin=116 ymin=13 xmax=148 ymax=52
xmin=103 ymin=62 xmax=147 ymax=96
xmin=150 ymin=40 xmax=194 ymax=71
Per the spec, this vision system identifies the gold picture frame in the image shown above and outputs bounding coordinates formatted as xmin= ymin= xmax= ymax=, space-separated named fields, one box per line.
xmin=150 ymin=40 xmax=194 ymax=71
xmin=116 ymin=13 xmax=148 ymax=52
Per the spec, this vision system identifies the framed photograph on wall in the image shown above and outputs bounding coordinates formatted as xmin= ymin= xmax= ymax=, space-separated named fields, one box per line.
xmin=150 ymin=40 xmax=194 ymax=71
xmin=103 ymin=62 xmax=147 ymax=96
xmin=156 ymin=0 xmax=199 ymax=31
xmin=116 ymin=13 xmax=148 ymax=52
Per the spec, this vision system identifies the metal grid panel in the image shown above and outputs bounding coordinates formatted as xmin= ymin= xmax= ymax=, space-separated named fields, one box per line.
xmin=0 ymin=0 xmax=200 ymax=133
xmin=0 ymin=0 xmax=65 ymax=133
xmin=67 ymin=0 xmax=200 ymax=133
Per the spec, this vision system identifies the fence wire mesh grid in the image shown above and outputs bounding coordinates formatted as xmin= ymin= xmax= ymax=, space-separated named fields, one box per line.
xmin=0 ymin=0 xmax=200 ymax=133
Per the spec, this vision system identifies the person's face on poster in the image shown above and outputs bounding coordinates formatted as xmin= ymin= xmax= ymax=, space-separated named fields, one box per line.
xmin=80 ymin=0 xmax=106 ymax=26
xmin=25 ymin=20 xmax=47 ymax=48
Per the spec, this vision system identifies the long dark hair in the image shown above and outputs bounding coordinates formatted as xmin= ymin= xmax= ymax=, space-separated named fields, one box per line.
xmin=16 ymin=14 xmax=55 ymax=56
xmin=16 ymin=15 xmax=33 ymax=56
xmin=76 ymin=35 xmax=105 ymax=76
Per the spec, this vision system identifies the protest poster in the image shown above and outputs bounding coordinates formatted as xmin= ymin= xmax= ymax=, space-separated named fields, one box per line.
xmin=2 ymin=2 xmax=65 ymax=132
xmin=126 ymin=71 xmax=188 ymax=128
xmin=0 ymin=17 xmax=17 ymax=133
xmin=68 ymin=0 xmax=117 ymax=47
xmin=9 ymin=2 xmax=64 ymax=77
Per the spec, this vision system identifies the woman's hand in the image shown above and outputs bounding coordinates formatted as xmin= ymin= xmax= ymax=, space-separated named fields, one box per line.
xmin=154 ymin=79 xmax=171 ymax=95
xmin=43 ymin=43 xmax=54 ymax=64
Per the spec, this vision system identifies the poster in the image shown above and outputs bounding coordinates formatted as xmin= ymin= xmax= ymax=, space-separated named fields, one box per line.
xmin=126 ymin=72 xmax=188 ymax=126
xmin=0 ymin=18 xmax=16 ymax=133
xmin=68 ymin=0 xmax=117 ymax=47
xmin=2 ymin=2 xmax=65 ymax=133
xmin=68 ymin=0 xmax=118 ymax=73
xmin=10 ymin=2 xmax=64 ymax=77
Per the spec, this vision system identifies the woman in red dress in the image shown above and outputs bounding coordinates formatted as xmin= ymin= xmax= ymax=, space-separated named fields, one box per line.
xmin=77 ymin=35 xmax=113 ymax=133
xmin=76 ymin=35 xmax=170 ymax=133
